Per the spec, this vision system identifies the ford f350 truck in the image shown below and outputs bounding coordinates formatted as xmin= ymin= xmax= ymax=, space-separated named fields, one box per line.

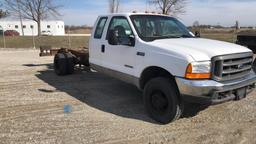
xmin=53 ymin=13 xmax=256 ymax=124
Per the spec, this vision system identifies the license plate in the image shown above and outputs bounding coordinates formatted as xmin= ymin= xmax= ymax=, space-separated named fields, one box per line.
xmin=236 ymin=87 xmax=246 ymax=100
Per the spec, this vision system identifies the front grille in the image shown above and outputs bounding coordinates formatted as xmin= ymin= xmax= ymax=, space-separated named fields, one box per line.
xmin=212 ymin=52 xmax=254 ymax=81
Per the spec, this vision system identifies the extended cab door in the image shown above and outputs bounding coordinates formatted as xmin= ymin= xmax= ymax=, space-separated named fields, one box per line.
xmin=102 ymin=16 xmax=136 ymax=81
xmin=89 ymin=17 xmax=108 ymax=67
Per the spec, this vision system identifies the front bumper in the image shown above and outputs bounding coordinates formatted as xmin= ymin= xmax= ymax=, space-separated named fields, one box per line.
xmin=175 ymin=71 xmax=256 ymax=104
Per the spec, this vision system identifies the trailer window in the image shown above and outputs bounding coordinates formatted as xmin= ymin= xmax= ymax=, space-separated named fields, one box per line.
xmin=94 ymin=17 xmax=108 ymax=39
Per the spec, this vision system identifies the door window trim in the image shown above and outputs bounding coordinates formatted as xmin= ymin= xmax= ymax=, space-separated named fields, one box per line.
xmin=105 ymin=16 xmax=134 ymax=40
xmin=94 ymin=17 xmax=108 ymax=39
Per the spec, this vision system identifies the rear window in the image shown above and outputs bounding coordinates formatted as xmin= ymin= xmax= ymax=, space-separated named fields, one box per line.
xmin=94 ymin=17 xmax=108 ymax=39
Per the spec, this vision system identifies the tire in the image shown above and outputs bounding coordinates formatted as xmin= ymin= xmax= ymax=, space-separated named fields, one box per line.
xmin=64 ymin=53 xmax=75 ymax=74
xmin=54 ymin=53 xmax=67 ymax=76
xmin=143 ymin=77 xmax=182 ymax=124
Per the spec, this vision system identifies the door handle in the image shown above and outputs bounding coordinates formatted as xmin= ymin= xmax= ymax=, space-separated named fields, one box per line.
xmin=101 ymin=45 xmax=105 ymax=53
xmin=137 ymin=52 xmax=145 ymax=56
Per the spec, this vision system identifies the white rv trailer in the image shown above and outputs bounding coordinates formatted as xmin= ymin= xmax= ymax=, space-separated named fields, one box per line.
xmin=0 ymin=20 xmax=65 ymax=36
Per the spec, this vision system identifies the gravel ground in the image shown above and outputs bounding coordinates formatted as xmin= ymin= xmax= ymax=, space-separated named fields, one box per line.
xmin=0 ymin=49 xmax=255 ymax=144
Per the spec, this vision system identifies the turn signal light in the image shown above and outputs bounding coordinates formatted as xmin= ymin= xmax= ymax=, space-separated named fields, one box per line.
xmin=185 ymin=63 xmax=211 ymax=79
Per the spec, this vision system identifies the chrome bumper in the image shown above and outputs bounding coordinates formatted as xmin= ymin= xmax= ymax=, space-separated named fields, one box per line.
xmin=175 ymin=71 xmax=256 ymax=104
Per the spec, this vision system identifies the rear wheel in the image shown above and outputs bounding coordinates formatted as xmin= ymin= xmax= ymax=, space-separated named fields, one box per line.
xmin=54 ymin=53 xmax=67 ymax=76
xmin=64 ymin=53 xmax=75 ymax=74
xmin=143 ymin=77 xmax=182 ymax=124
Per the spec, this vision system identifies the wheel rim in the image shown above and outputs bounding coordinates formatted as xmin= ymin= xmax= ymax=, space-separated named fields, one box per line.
xmin=151 ymin=91 xmax=168 ymax=113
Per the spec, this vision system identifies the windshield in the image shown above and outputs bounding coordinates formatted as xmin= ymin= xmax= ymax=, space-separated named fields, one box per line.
xmin=130 ymin=15 xmax=194 ymax=42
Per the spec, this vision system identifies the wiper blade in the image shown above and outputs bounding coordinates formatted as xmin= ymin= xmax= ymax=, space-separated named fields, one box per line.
xmin=151 ymin=36 xmax=180 ymax=41
xmin=180 ymin=34 xmax=194 ymax=38
xmin=143 ymin=35 xmax=192 ymax=42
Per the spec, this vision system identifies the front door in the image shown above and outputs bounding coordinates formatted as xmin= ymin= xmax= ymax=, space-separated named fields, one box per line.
xmin=102 ymin=16 xmax=136 ymax=77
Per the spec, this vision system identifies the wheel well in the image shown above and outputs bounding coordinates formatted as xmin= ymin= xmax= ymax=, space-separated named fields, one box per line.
xmin=140 ymin=66 xmax=175 ymax=90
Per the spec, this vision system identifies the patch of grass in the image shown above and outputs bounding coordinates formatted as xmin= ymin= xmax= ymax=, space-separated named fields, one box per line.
xmin=0 ymin=36 xmax=90 ymax=49
xmin=201 ymin=33 xmax=236 ymax=43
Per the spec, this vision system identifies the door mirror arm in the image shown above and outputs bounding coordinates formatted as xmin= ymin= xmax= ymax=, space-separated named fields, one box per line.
xmin=119 ymin=35 xmax=135 ymax=47
xmin=195 ymin=31 xmax=201 ymax=38
xmin=128 ymin=35 xmax=135 ymax=47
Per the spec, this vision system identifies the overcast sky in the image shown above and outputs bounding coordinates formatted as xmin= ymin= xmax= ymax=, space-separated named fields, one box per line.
xmin=58 ymin=0 xmax=256 ymax=27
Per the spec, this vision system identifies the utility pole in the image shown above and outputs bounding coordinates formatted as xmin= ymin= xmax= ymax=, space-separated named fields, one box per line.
xmin=0 ymin=26 xmax=6 ymax=48
xmin=31 ymin=26 xmax=36 ymax=49
xmin=16 ymin=0 xmax=24 ymax=36
xmin=146 ymin=0 xmax=149 ymax=12
xmin=68 ymin=27 xmax=71 ymax=49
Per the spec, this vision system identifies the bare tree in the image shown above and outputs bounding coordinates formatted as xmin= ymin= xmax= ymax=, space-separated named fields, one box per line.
xmin=109 ymin=0 xmax=120 ymax=13
xmin=4 ymin=0 xmax=61 ymax=36
xmin=193 ymin=21 xmax=199 ymax=27
xmin=150 ymin=0 xmax=187 ymax=15
xmin=0 ymin=9 xmax=8 ymax=19
xmin=0 ymin=3 xmax=8 ymax=19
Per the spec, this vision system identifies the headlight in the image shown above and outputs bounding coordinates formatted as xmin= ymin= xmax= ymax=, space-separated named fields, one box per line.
xmin=185 ymin=61 xmax=211 ymax=79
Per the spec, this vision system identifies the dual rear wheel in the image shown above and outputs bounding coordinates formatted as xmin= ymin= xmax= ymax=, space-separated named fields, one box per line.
xmin=54 ymin=53 xmax=75 ymax=76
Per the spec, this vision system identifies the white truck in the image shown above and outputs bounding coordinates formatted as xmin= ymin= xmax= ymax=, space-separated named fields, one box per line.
xmin=53 ymin=13 xmax=256 ymax=124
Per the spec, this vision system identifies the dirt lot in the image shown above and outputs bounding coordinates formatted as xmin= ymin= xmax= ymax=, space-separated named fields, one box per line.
xmin=0 ymin=49 xmax=256 ymax=144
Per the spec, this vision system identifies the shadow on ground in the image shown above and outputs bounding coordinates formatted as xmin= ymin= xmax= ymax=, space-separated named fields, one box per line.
xmin=34 ymin=63 xmax=209 ymax=124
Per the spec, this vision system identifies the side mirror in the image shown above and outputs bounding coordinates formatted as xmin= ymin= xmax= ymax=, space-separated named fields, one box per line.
xmin=108 ymin=30 xmax=119 ymax=45
xmin=128 ymin=35 xmax=135 ymax=47
xmin=118 ymin=35 xmax=135 ymax=47
xmin=195 ymin=31 xmax=201 ymax=38
xmin=108 ymin=29 xmax=135 ymax=47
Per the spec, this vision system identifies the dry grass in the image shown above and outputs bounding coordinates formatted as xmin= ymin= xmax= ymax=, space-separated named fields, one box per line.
xmin=201 ymin=33 xmax=235 ymax=43
xmin=0 ymin=36 xmax=90 ymax=49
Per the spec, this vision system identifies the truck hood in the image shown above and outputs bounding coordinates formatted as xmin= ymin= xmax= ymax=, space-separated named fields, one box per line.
xmin=149 ymin=38 xmax=252 ymax=61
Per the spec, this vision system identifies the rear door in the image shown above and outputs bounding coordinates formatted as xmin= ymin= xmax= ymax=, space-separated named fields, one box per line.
xmin=89 ymin=16 xmax=108 ymax=66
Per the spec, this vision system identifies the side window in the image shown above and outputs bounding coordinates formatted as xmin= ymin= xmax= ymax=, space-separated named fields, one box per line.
xmin=106 ymin=17 xmax=133 ymax=40
xmin=94 ymin=17 xmax=108 ymax=39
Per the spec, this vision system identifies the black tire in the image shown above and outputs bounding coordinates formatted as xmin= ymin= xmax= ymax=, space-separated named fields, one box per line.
xmin=64 ymin=53 xmax=75 ymax=74
xmin=143 ymin=77 xmax=182 ymax=124
xmin=54 ymin=53 xmax=67 ymax=76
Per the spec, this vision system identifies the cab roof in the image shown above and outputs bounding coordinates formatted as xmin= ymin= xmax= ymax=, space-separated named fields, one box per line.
xmin=98 ymin=13 xmax=173 ymax=18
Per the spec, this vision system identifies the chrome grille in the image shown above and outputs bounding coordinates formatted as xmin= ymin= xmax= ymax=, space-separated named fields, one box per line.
xmin=212 ymin=52 xmax=254 ymax=81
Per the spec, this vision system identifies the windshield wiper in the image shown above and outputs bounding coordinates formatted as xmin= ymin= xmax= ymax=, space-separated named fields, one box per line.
xmin=180 ymin=34 xmax=194 ymax=38
xmin=150 ymin=35 xmax=181 ymax=41
xmin=143 ymin=35 xmax=193 ymax=42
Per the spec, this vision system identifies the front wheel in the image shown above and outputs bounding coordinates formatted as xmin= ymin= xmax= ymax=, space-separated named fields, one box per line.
xmin=143 ymin=77 xmax=182 ymax=124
